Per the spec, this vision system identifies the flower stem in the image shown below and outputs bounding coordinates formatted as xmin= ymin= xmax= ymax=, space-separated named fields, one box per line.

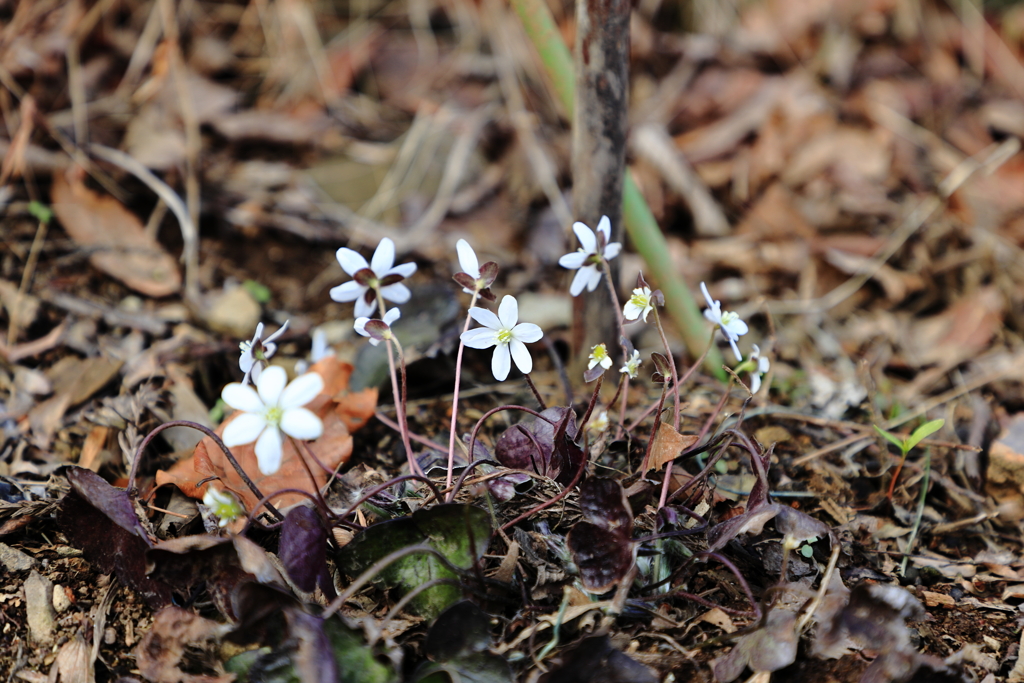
xmin=374 ymin=286 xmax=422 ymax=478
xmin=600 ymin=259 xmax=631 ymax=440
xmin=447 ymin=291 xmax=479 ymax=488
xmin=523 ymin=373 xmax=547 ymax=410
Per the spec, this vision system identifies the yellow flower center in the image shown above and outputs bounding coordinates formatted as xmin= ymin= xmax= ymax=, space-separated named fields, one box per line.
xmin=497 ymin=328 xmax=513 ymax=344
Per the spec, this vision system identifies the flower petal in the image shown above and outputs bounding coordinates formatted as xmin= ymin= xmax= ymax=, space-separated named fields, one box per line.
xmin=370 ymin=237 xmax=396 ymax=275
xmin=281 ymin=407 xmax=324 ymax=440
xmin=254 ymin=427 xmax=283 ymax=474
xmin=498 ymin=295 xmax=519 ymax=329
xmin=330 ymin=280 xmax=365 ymax=303
xmin=700 ymin=282 xmax=717 ymax=314
xmin=456 ymin=239 xmax=480 ymax=278
xmin=336 ymin=248 xmax=368 ymax=275
xmin=569 ymin=267 xmax=590 ymax=297
xmin=222 ymin=383 xmax=264 ymax=412
xmin=703 ymin=308 xmax=719 ymax=325
xmin=222 ymin=413 xmax=266 ymax=447
xmin=256 ymin=366 xmax=288 ymax=406
xmin=596 ymin=215 xmax=611 ymax=243
xmin=280 ymin=372 xmax=324 ymax=409
xmin=508 ymin=339 xmax=533 ymax=375
xmin=461 ymin=327 xmax=499 ymax=349
xmin=491 ymin=343 xmax=512 ymax=381
xmin=388 ymin=262 xmax=417 ymax=279
xmin=379 ymin=282 xmax=411 ymax=304
xmin=354 ymin=295 xmax=377 ymax=319
xmin=750 ymin=373 xmax=762 ymax=394
xmin=572 ymin=222 xmax=597 ymax=253
xmin=584 ymin=266 xmax=603 ymax=292
xmin=511 ymin=322 xmax=543 ymax=343
xmin=723 ymin=318 xmax=749 ymax=338
xmin=603 ymin=242 xmax=622 ymax=260
xmin=558 ymin=251 xmax=588 ymax=270
xmin=354 ymin=317 xmax=370 ymax=337
xmin=729 ymin=338 xmax=743 ymax=362
xmin=383 ymin=307 xmax=401 ymax=325
xmin=468 ymin=306 xmax=502 ymax=330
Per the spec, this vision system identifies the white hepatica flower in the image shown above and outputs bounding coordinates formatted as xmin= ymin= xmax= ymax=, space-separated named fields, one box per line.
xmin=623 ymin=287 xmax=654 ymax=323
xmin=588 ymin=343 xmax=612 ymax=371
xmin=239 ymin=321 xmax=289 ymax=385
xmin=331 ymin=237 xmax=417 ymax=318
xmin=221 ymin=366 xmax=324 ymax=475
xmin=620 ymin=349 xmax=642 ymax=378
xmin=558 ymin=216 xmax=622 ymax=297
xmin=700 ymin=282 xmax=749 ymax=361
xmin=202 ymin=487 xmax=244 ymax=528
xmin=587 ymin=411 xmax=609 ymax=434
xmin=460 ymin=295 xmax=544 ymax=381
xmin=453 ymin=239 xmax=498 ymax=301
xmin=748 ymin=344 xmax=770 ymax=394
xmin=354 ymin=307 xmax=401 ymax=346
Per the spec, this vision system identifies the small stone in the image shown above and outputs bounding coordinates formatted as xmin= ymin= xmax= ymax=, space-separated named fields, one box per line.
xmin=52 ymin=584 xmax=73 ymax=613
xmin=0 ymin=542 xmax=36 ymax=572
xmin=24 ymin=569 xmax=55 ymax=645
xmin=201 ymin=286 xmax=261 ymax=339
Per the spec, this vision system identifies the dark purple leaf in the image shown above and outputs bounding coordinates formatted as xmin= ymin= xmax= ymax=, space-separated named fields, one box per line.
xmin=379 ymin=272 xmax=406 ymax=286
xmin=567 ymin=478 xmax=634 ymax=593
xmin=286 ymin=608 xmax=340 ymax=683
xmin=583 ymin=365 xmax=604 ymax=383
xmin=494 ymin=407 xmax=582 ymax=486
xmin=279 ymin=506 xmax=335 ymax=599
xmin=425 ymin=600 xmax=492 ymax=660
xmin=636 ymin=272 xmax=651 ymax=290
xmin=478 ymin=287 xmax=497 ymax=302
xmin=651 ymin=289 xmax=665 ymax=306
xmin=362 ymin=319 xmax=388 ymax=341
xmin=57 ymin=467 xmax=173 ymax=608
xmin=487 ymin=471 xmax=531 ymax=502
xmin=540 ymin=635 xmax=656 ymax=683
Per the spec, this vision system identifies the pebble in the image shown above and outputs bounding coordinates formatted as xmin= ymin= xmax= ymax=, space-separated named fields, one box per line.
xmin=0 ymin=542 xmax=36 ymax=572
xmin=24 ymin=570 xmax=55 ymax=645
xmin=52 ymin=584 xmax=73 ymax=613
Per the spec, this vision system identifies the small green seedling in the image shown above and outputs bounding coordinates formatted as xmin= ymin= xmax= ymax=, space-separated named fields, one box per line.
xmin=874 ymin=418 xmax=944 ymax=500
xmin=28 ymin=201 xmax=53 ymax=225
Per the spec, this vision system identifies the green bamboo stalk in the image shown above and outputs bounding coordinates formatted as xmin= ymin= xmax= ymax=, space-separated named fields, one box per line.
xmin=511 ymin=0 xmax=726 ymax=377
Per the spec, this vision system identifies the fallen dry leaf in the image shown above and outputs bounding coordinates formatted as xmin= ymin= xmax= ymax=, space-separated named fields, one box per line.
xmin=156 ymin=356 xmax=377 ymax=513
xmin=50 ymin=166 xmax=181 ymax=297
xmin=646 ymin=421 xmax=699 ymax=473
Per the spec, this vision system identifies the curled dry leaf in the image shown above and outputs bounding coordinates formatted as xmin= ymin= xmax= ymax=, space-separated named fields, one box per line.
xmin=50 ymin=166 xmax=181 ymax=297
xmin=156 ymin=356 xmax=377 ymax=513
xmin=646 ymin=421 xmax=699 ymax=473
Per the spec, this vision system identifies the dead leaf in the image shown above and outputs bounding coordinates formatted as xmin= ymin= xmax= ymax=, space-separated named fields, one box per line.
xmin=51 ymin=166 xmax=181 ymax=297
xmin=646 ymin=422 xmax=699 ymax=473
xmin=134 ymin=606 xmax=231 ymax=683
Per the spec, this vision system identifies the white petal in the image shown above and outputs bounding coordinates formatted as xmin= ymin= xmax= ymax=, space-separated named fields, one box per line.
xmin=330 ymin=280 xmax=365 ymax=303
xmin=239 ymin=350 xmax=255 ymax=373
xmin=703 ymin=308 xmax=720 ymax=325
xmin=383 ymin=307 xmax=401 ymax=325
xmin=370 ymin=237 xmax=396 ymax=275
xmin=388 ymin=262 xmax=417 ymax=279
xmin=508 ymin=339 xmax=533 ymax=375
xmin=750 ymin=373 xmax=762 ymax=394
xmin=623 ymin=301 xmax=640 ymax=321
xmin=461 ymin=327 xmax=499 ymax=349
xmin=723 ymin=318 xmax=748 ymax=338
xmin=700 ymin=282 xmax=717 ymax=312
xmin=569 ymin=267 xmax=590 ymax=297
xmin=280 ymin=372 xmax=324 ymax=409
xmin=281 ymin=407 xmax=324 ymax=440
xmin=491 ymin=343 xmax=512 ymax=381
xmin=263 ymin=320 xmax=289 ymax=344
xmin=511 ymin=322 xmax=543 ymax=343
xmin=222 ymin=413 xmax=266 ymax=447
xmin=222 ymin=383 xmax=264 ymax=412
xmin=254 ymin=427 xmax=283 ymax=474
xmin=558 ymin=251 xmax=588 ymax=270
xmin=336 ymin=248 xmax=368 ymax=275
xmin=379 ymin=282 xmax=411 ymax=304
xmin=256 ymin=366 xmax=288 ymax=406
xmin=584 ymin=266 xmax=603 ymax=292
xmin=729 ymin=338 xmax=743 ymax=362
xmin=751 ymin=344 xmax=761 ymax=359
xmin=354 ymin=317 xmax=370 ymax=336
xmin=498 ymin=295 xmax=519 ymax=329
xmin=249 ymin=323 xmax=264 ymax=345
xmin=456 ymin=239 xmax=480 ymax=277
xmin=468 ymin=306 xmax=502 ymax=330
xmin=353 ymin=296 xmax=376 ymax=319
xmin=572 ymin=222 xmax=597 ymax=253
xmin=603 ymin=242 xmax=622 ymax=260
xmin=759 ymin=357 xmax=770 ymax=373
xmin=596 ymin=215 xmax=611 ymax=243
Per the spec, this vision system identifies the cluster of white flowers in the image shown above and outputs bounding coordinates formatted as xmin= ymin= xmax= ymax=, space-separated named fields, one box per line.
xmin=214 ymin=214 xmax=770 ymax=517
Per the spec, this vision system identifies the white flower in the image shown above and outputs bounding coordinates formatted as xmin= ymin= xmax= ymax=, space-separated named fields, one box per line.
xmin=700 ymin=282 xmax=749 ymax=361
xmin=221 ymin=366 xmax=324 ymax=475
xmin=203 ymin=487 xmax=244 ymax=527
xmin=239 ymin=321 xmax=289 ymax=385
xmin=587 ymin=411 xmax=609 ymax=434
xmin=620 ymin=349 xmax=642 ymax=378
xmin=330 ymin=238 xmax=417 ymax=318
xmin=457 ymin=239 xmax=480 ymax=280
xmin=588 ymin=343 xmax=612 ymax=371
xmin=623 ymin=287 xmax=654 ymax=323
xmin=460 ymin=295 xmax=544 ymax=381
xmin=354 ymin=307 xmax=401 ymax=346
xmin=748 ymin=344 xmax=770 ymax=394
xmin=558 ymin=216 xmax=622 ymax=297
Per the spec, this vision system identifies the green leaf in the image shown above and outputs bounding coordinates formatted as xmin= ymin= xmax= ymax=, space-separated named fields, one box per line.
xmin=799 ymin=544 xmax=814 ymax=558
xmin=873 ymin=425 xmax=905 ymax=450
xmin=337 ymin=504 xmax=491 ymax=619
xmin=904 ymin=419 xmax=944 ymax=452
xmin=243 ymin=279 xmax=272 ymax=304
xmin=324 ymin=618 xmax=397 ymax=683
xmin=28 ymin=200 xmax=53 ymax=225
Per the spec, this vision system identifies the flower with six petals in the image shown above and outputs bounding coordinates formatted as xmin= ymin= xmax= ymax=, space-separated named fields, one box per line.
xmin=330 ymin=238 xmax=417 ymax=318
xmin=354 ymin=307 xmax=401 ymax=347
xmin=700 ymin=282 xmax=749 ymax=361
xmin=460 ymin=295 xmax=543 ymax=381
xmin=221 ymin=366 xmax=324 ymax=475
xmin=558 ymin=216 xmax=622 ymax=297
xmin=620 ymin=349 xmax=642 ymax=378
xmin=239 ymin=321 xmax=289 ymax=385
xmin=623 ymin=287 xmax=654 ymax=323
